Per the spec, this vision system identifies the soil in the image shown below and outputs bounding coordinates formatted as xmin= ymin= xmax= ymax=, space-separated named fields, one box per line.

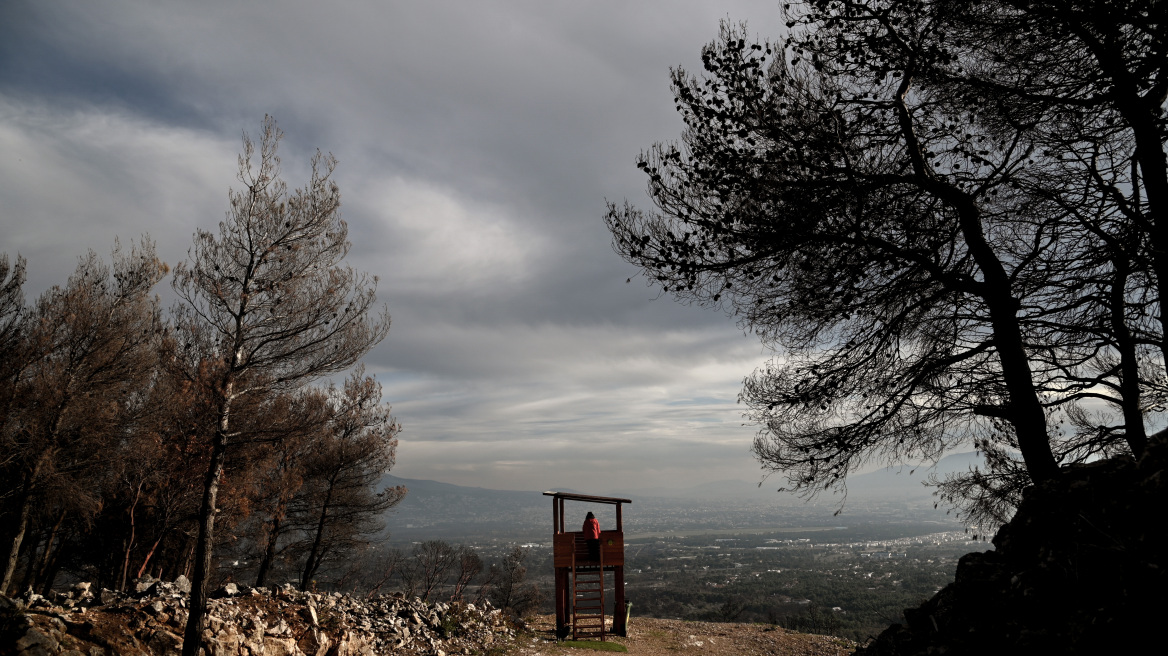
xmin=509 ymin=614 xmax=857 ymax=656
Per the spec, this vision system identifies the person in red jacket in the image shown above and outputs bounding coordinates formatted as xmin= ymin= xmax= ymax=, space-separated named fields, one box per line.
xmin=583 ymin=511 xmax=601 ymax=561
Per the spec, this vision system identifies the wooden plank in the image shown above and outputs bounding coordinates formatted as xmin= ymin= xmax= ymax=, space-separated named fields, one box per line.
xmin=555 ymin=531 xmax=625 ymax=567
xmin=542 ymin=491 xmax=632 ymax=505
xmin=600 ymin=532 xmax=624 ymax=566
xmin=553 ymin=533 xmax=576 ymax=568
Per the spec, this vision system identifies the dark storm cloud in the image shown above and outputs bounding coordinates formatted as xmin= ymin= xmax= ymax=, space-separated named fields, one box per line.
xmin=0 ymin=0 xmax=788 ymax=491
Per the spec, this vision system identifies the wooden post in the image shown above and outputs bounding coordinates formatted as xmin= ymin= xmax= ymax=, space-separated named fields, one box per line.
xmin=552 ymin=497 xmax=560 ymax=535
xmin=555 ymin=567 xmax=567 ymax=637
xmin=615 ymin=504 xmax=622 ymax=532
xmin=613 ymin=564 xmax=626 ymax=636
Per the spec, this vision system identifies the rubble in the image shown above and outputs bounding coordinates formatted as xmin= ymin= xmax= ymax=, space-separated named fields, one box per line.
xmin=0 ymin=579 xmax=518 ymax=656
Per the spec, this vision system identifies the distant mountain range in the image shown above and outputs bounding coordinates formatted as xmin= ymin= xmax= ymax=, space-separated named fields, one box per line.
xmin=379 ymin=452 xmax=985 ymax=541
xmin=838 ymin=450 xmax=987 ymax=499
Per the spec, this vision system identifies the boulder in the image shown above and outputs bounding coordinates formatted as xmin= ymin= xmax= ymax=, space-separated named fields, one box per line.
xmin=263 ymin=636 xmax=303 ymax=656
xmin=211 ymin=582 xmax=239 ymax=598
xmin=172 ymin=575 xmax=191 ymax=594
xmin=857 ymin=435 xmax=1168 ymax=655
xmin=15 ymin=627 xmax=58 ymax=656
xmin=145 ymin=627 xmax=183 ymax=655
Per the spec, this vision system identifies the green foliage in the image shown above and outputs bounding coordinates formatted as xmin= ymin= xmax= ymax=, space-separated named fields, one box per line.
xmin=437 ymin=602 xmax=477 ymax=639
xmin=777 ymin=602 xmax=839 ymax=637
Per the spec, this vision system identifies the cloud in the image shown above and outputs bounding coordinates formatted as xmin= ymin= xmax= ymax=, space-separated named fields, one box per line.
xmin=370 ymin=321 xmax=767 ymax=490
xmin=1 ymin=0 xmax=792 ymax=492
xmin=352 ymin=177 xmax=548 ymax=295
xmin=0 ymin=99 xmax=237 ymax=293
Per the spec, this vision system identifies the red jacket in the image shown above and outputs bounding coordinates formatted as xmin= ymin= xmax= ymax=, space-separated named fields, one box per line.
xmin=583 ymin=517 xmax=600 ymax=540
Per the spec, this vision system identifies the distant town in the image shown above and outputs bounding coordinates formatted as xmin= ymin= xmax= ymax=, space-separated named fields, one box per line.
xmin=377 ymin=473 xmax=980 ymax=642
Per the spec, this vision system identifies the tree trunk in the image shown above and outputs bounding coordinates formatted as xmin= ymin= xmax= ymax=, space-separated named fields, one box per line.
xmin=36 ymin=509 xmax=67 ymax=593
xmin=120 ymin=482 xmax=142 ymax=591
xmin=1108 ymin=265 xmax=1148 ymax=456
xmin=895 ymin=73 xmax=1059 ymax=483
xmin=18 ymin=532 xmax=39 ymax=594
xmin=951 ymin=193 xmax=1060 ymax=483
xmin=181 ymin=389 xmax=232 ymax=656
xmin=136 ymin=526 xmax=169 ymax=581
xmin=299 ymin=481 xmax=335 ymax=591
xmin=254 ymin=508 xmax=285 ymax=588
xmin=1 ymin=473 xmax=39 ymax=594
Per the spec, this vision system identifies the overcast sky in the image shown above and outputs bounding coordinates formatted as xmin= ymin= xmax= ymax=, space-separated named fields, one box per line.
xmin=0 ymin=1 xmax=807 ymax=494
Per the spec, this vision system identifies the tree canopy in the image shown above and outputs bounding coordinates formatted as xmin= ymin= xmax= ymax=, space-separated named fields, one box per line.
xmin=170 ymin=117 xmax=390 ymax=656
xmin=0 ymin=120 xmax=404 ymax=630
xmin=606 ymin=0 xmax=1167 ymax=523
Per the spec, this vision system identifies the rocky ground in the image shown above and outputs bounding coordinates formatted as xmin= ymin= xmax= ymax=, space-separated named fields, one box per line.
xmin=514 ymin=614 xmax=855 ymax=656
xmin=0 ymin=577 xmax=856 ymax=656
xmin=0 ymin=578 xmax=517 ymax=656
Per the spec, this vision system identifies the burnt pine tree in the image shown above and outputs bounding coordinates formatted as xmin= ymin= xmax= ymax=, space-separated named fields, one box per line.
xmin=250 ymin=387 xmax=331 ymax=588
xmin=606 ymin=2 xmax=1166 ymax=522
xmin=0 ymin=254 xmax=24 ymax=376
xmin=406 ymin=540 xmax=457 ymax=603
xmin=450 ymin=544 xmax=483 ymax=602
xmin=172 ymin=117 xmax=389 ymax=656
xmin=1 ymin=240 xmax=165 ymax=593
xmin=292 ymin=369 xmax=404 ymax=591
xmin=488 ymin=545 xmax=543 ymax=618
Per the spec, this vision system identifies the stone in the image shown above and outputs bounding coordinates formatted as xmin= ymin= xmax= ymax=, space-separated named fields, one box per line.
xmin=134 ymin=577 xmax=157 ymax=594
xmin=146 ymin=627 xmax=183 ymax=655
xmin=136 ymin=581 xmax=160 ymax=598
xmin=98 ymin=589 xmax=117 ymax=605
xmin=263 ymin=617 xmax=289 ymax=636
xmin=173 ymin=575 xmax=191 ymax=594
xmin=15 ymin=627 xmax=58 ymax=655
xmin=212 ymin=582 xmax=239 ymax=598
xmin=1 ymin=577 xmax=521 ymax=656
xmin=263 ymin=636 xmax=301 ymax=656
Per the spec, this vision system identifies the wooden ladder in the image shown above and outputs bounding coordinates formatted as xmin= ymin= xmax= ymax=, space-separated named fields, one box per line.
xmin=571 ymin=541 xmax=605 ymax=640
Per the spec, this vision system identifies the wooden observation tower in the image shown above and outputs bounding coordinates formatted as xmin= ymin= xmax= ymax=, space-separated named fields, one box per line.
xmin=544 ymin=492 xmax=631 ymax=640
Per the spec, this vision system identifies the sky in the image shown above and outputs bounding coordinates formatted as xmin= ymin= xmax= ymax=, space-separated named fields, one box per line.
xmin=0 ymin=1 xmax=804 ymax=494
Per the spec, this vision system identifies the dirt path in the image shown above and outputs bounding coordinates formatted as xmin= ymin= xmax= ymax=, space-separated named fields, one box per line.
xmin=507 ymin=614 xmax=857 ymax=656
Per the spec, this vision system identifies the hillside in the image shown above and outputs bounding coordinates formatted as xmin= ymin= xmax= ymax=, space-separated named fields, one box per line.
xmin=856 ymin=440 xmax=1167 ymax=655
xmin=0 ymin=582 xmax=853 ymax=656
